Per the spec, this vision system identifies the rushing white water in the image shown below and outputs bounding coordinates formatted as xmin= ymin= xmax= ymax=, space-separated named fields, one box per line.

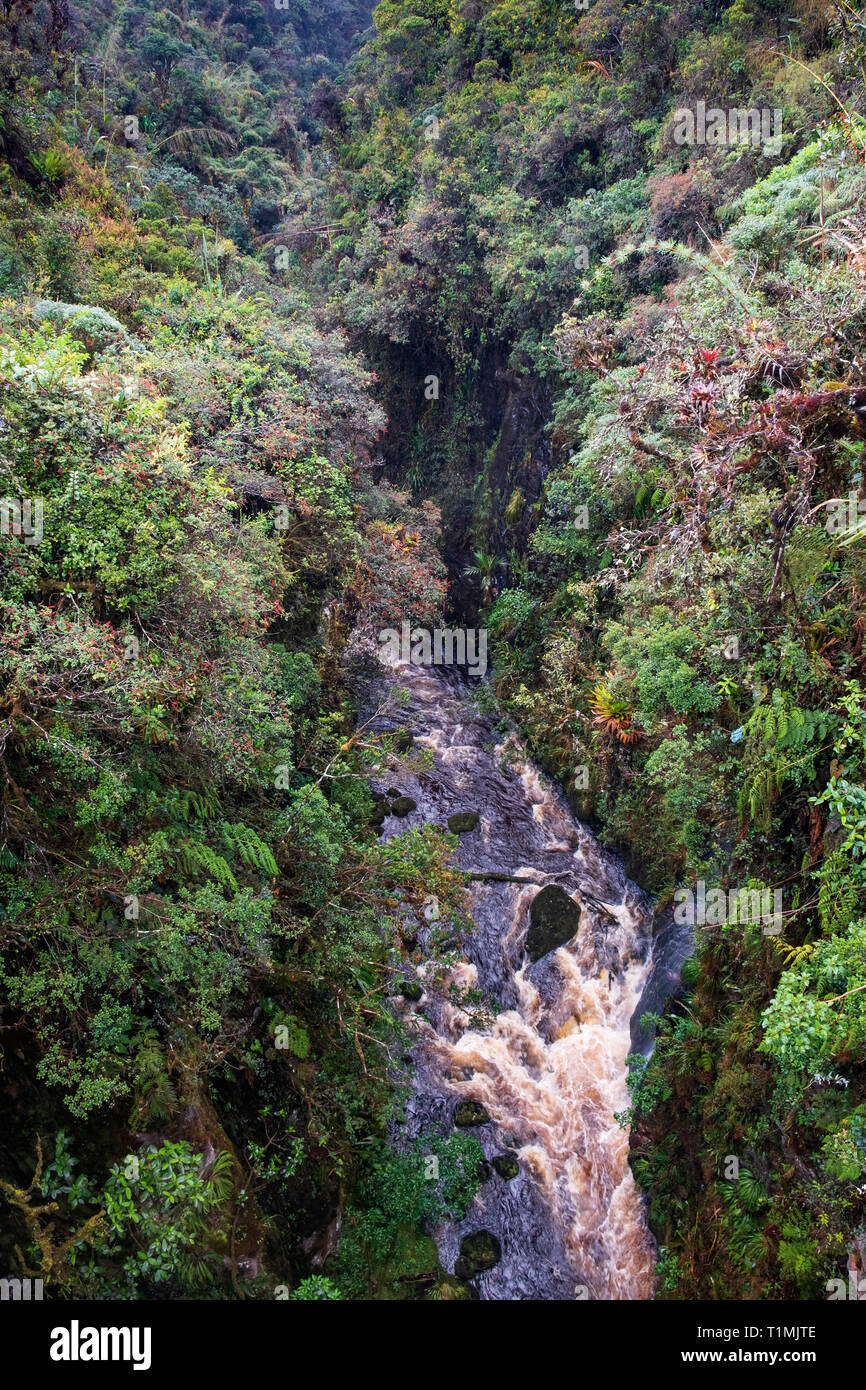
xmin=364 ymin=652 xmax=657 ymax=1300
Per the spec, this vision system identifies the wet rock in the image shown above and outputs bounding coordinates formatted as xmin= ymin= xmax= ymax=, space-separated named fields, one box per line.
xmin=390 ymin=796 xmax=417 ymax=817
xmin=476 ymin=1158 xmax=492 ymax=1183
xmin=526 ymin=884 xmax=582 ymax=962
xmin=492 ymin=1153 xmax=519 ymax=1180
xmin=447 ymin=811 xmax=480 ymax=834
xmin=630 ymin=908 xmax=694 ymax=1055
xmin=369 ymin=793 xmax=389 ymax=827
xmin=400 ymin=980 xmax=423 ymax=1002
xmin=454 ymin=1100 xmax=490 ymax=1127
xmin=455 ymin=1230 xmax=501 ymax=1280
xmin=584 ymin=900 xmax=624 ymax=973
xmin=387 ymin=787 xmax=401 ymax=798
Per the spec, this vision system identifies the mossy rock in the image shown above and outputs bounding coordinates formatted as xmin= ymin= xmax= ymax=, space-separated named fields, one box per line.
xmin=454 ymin=1100 xmax=490 ymax=1127
xmin=428 ymin=1278 xmax=473 ymax=1300
xmin=400 ymin=980 xmax=423 ymax=1002
xmin=390 ymin=796 xmax=417 ymax=817
xmin=476 ymin=1158 xmax=492 ymax=1183
xmin=492 ymin=1153 xmax=519 ymax=1180
xmin=393 ymin=731 xmax=413 ymax=752
xmin=372 ymin=1224 xmax=443 ymax=1300
xmin=369 ymin=793 xmax=389 ymax=827
xmin=526 ymin=884 xmax=582 ymax=962
xmin=386 ymin=787 xmax=401 ymax=797
xmin=447 ymin=811 xmax=479 ymax=834
xmin=454 ymin=1230 xmax=501 ymax=1280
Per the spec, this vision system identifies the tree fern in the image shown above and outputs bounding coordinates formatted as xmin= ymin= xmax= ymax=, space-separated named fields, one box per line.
xmin=131 ymin=1032 xmax=176 ymax=1127
xmin=164 ymin=787 xmax=220 ymax=824
xmin=817 ymin=850 xmax=859 ymax=935
xmin=737 ymin=690 xmax=834 ymax=826
xmin=221 ymin=822 xmax=279 ymax=878
xmin=177 ymin=839 xmax=238 ymax=892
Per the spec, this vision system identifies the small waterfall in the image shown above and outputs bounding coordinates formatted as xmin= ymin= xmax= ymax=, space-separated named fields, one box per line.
xmin=362 ymin=653 xmax=657 ymax=1300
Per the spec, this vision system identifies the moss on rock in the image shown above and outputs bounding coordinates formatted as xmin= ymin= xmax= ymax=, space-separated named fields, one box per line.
xmin=454 ymin=1100 xmax=490 ymax=1127
xmin=526 ymin=884 xmax=582 ymax=962
xmin=454 ymin=1230 xmax=501 ymax=1280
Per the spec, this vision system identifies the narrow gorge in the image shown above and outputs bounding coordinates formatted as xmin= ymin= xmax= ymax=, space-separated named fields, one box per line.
xmin=362 ymin=652 xmax=659 ymax=1298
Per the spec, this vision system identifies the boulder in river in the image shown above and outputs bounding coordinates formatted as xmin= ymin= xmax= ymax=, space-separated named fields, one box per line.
xmin=492 ymin=1153 xmax=519 ymax=1180
xmin=454 ymin=1099 xmax=490 ymax=1127
xmin=447 ymin=811 xmax=480 ymax=834
xmin=455 ymin=1230 xmax=502 ymax=1280
xmin=390 ymin=795 xmax=417 ymax=817
xmin=526 ymin=884 xmax=582 ymax=962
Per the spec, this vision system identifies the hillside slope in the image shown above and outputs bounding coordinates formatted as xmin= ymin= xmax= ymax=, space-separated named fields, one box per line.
xmin=0 ymin=0 xmax=865 ymax=1301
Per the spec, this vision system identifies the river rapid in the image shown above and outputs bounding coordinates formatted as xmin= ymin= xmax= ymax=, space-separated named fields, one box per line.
xmin=360 ymin=648 xmax=659 ymax=1300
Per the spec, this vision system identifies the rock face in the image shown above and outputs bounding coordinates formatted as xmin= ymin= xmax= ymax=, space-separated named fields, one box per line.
xmin=525 ymin=884 xmax=582 ymax=962
xmin=447 ymin=811 xmax=479 ymax=834
xmin=453 ymin=1100 xmax=490 ymax=1127
xmin=629 ymin=908 xmax=694 ymax=1054
xmin=455 ymin=1230 xmax=502 ymax=1280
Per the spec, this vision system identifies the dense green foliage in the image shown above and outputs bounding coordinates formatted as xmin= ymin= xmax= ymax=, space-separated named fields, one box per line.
xmin=1 ymin=0 xmax=865 ymax=1302
xmin=0 ymin=0 xmax=468 ymax=1300
xmin=295 ymin=0 xmax=866 ymax=1299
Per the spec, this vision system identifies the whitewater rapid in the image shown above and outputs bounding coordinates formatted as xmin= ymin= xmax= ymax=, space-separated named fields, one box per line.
xmin=363 ymin=653 xmax=657 ymax=1299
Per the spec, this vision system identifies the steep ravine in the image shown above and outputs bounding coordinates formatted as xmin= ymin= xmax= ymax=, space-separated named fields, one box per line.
xmin=359 ymin=649 xmax=662 ymax=1299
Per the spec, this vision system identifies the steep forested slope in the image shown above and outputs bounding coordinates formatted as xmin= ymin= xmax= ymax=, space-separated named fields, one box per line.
xmin=296 ymin=0 xmax=866 ymax=1299
xmin=0 ymin=0 xmax=477 ymax=1301
xmin=1 ymin=0 xmax=865 ymax=1303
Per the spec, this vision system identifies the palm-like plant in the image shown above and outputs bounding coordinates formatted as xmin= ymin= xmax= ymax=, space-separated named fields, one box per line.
xmin=462 ymin=547 xmax=497 ymax=601
xmin=588 ymin=683 xmax=641 ymax=744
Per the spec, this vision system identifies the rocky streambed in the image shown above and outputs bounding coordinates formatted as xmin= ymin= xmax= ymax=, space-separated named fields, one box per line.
xmin=355 ymin=647 xmax=678 ymax=1300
